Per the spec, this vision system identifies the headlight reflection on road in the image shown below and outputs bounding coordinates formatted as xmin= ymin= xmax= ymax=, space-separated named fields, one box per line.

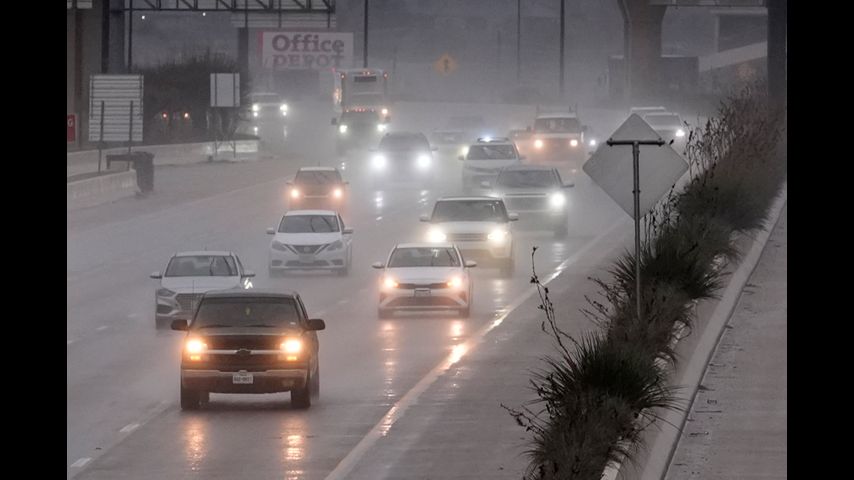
xmin=380 ymin=321 xmax=398 ymax=402
xmin=183 ymin=417 xmax=207 ymax=471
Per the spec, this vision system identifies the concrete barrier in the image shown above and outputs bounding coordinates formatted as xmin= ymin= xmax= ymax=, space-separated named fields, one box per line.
xmin=67 ymin=170 xmax=139 ymax=211
xmin=67 ymin=140 xmax=260 ymax=178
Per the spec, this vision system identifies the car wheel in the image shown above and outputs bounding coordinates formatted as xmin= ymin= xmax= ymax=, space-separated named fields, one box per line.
xmin=311 ymin=362 xmax=320 ymax=399
xmin=291 ymin=371 xmax=312 ymax=409
xmin=500 ymin=256 xmax=515 ymax=277
xmin=553 ymin=219 xmax=569 ymax=238
xmin=180 ymin=382 xmax=201 ymax=410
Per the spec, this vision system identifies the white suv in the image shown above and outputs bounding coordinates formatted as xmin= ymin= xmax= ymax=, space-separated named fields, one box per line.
xmin=267 ymin=210 xmax=354 ymax=276
xmin=420 ymin=196 xmax=518 ymax=275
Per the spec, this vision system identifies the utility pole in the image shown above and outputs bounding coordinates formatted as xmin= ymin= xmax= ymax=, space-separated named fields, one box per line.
xmin=516 ymin=0 xmax=521 ymax=84
xmin=559 ymin=0 xmax=565 ymax=98
xmin=363 ymin=0 xmax=369 ymax=68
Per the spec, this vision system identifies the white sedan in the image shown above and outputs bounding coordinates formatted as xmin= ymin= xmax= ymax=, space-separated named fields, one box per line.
xmin=372 ymin=244 xmax=476 ymax=318
xmin=267 ymin=210 xmax=354 ymax=276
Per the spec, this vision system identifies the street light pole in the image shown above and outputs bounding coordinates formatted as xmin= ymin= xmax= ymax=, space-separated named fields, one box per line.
xmin=559 ymin=0 xmax=565 ymax=98
xmin=363 ymin=0 xmax=369 ymax=68
xmin=516 ymin=0 xmax=521 ymax=84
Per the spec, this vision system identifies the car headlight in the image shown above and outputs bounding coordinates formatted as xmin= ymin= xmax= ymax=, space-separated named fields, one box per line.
xmin=486 ymin=190 xmax=502 ymax=198
xmin=377 ymin=123 xmax=388 ymax=132
xmin=550 ymin=192 xmax=566 ymax=209
xmin=383 ymin=276 xmax=399 ymax=289
xmin=372 ymin=154 xmax=387 ymax=169
xmin=252 ymin=111 xmax=259 ymax=118
xmin=487 ymin=228 xmax=508 ymax=243
xmin=447 ymin=276 xmax=463 ymax=289
xmin=589 ymin=139 xmax=597 ymax=147
xmin=333 ymin=187 xmax=343 ymax=198
xmin=427 ymin=228 xmax=447 ymax=243
xmin=570 ymin=139 xmax=579 ymax=147
xmin=534 ymin=139 xmax=544 ymax=149
xmin=156 ymin=288 xmax=176 ymax=297
xmin=381 ymin=108 xmax=389 ymax=116
xmin=290 ymin=188 xmax=300 ymax=199
xmin=252 ymin=104 xmax=260 ymax=112
xmin=280 ymin=104 xmax=288 ymax=112
xmin=280 ymin=338 xmax=302 ymax=354
xmin=338 ymin=124 xmax=348 ymax=134
xmin=416 ymin=154 xmax=431 ymax=170
xmin=460 ymin=146 xmax=469 ymax=157
xmin=327 ymin=239 xmax=344 ymax=251
xmin=272 ymin=240 xmax=288 ymax=251
xmin=676 ymin=129 xmax=685 ymax=137
xmin=185 ymin=338 xmax=207 ymax=355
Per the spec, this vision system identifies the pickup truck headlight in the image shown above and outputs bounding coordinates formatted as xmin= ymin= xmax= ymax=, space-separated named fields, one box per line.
xmin=280 ymin=338 xmax=302 ymax=354
xmin=427 ymin=228 xmax=447 ymax=243
xmin=550 ymin=192 xmax=566 ymax=209
xmin=338 ymin=124 xmax=348 ymax=134
xmin=487 ymin=229 xmax=508 ymax=243
xmin=156 ymin=288 xmax=175 ymax=297
xmin=326 ymin=239 xmax=344 ymax=251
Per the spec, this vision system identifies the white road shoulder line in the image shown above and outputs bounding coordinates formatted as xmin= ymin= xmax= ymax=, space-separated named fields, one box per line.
xmin=70 ymin=458 xmax=91 ymax=468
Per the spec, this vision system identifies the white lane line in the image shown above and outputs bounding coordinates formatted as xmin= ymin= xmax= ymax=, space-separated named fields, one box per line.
xmin=119 ymin=423 xmax=140 ymax=434
xmin=323 ymin=216 xmax=629 ymax=480
xmin=67 ymin=340 xmax=74 ymax=345
xmin=96 ymin=326 xmax=108 ymax=331
xmin=127 ymin=313 xmax=142 ymax=319
xmin=70 ymin=458 xmax=91 ymax=468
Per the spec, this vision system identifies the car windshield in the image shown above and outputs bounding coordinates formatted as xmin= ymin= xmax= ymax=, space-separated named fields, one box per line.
xmin=193 ymin=297 xmax=300 ymax=329
xmin=388 ymin=247 xmax=460 ymax=267
xmin=497 ymin=170 xmax=558 ymax=189
xmin=432 ymin=200 xmax=508 ymax=222
xmin=279 ymin=215 xmax=339 ymax=233
xmin=165 ymin=255 xmax=238 ymax=277
xmin=380 ymin=135 xmax=429 ymax=151
xmin=534 ymin=117 xmax=581 ymax=133
xmin=467 ymin=145 xmax=517 ymax=160
xmin=644 ymin=114 xmax=681 ymax=127
xmin=341 ymin=111 xmax=380 ymax=124
xmin=295 ymin=170 xmax=342 ymax=185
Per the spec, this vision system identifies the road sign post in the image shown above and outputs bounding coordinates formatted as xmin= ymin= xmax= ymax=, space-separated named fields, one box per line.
xmin=584 ymin=114 xmax=687 ymax=322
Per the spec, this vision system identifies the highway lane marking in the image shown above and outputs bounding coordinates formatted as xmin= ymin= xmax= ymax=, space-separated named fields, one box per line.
xmin=323 ymin=216 xmax=629 ymax=480
xmin=119 ymin=423 xmax=140 ymax=434
xmin=67 ymin=340 xmax=74 ymax=345
xmin=96 ymin=326 xmax=108 ymax=331
xmin=70 ymin=458 xmax=91 ymax=468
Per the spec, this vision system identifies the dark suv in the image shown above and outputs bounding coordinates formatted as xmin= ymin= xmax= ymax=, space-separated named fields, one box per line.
xmin=171 ymin=289 xmax=325 ymax=410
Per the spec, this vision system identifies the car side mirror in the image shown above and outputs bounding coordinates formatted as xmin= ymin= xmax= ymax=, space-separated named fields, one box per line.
xmin=171 ymin=319 xmax=188 ymax=331
xmin=307 ymin=319 xmax=326 ymax=331
xmin=371 ymin=261 xmax=384 ymax=269
xmin=480 ymin=181 xmax=491 ymax=189
xmin=582 ymin=125 xmax=589 ymax=133
xmin=563 ymin=182 xmax=575 ymax=188
xmin=344 ymin=180 xmax=350 ymax=185
xmin=150 ymin=271 xmax=162 ymax=279
xmin=465 ymin=260 xmax=477 ymax=268
xmin=458 ymin=155 xmax=465 ymax=161
xmin=266 ymin=228 xmax=276 ymax=235
xmin=508 ymin=213 xmax=519 ymax=222
xmin=519 ymin=155 xmax=526 ymax=160
xmin=343 ymin=227 xmax=354 ymax=235
xmin=331 ymin=117 xmax=338 ymax=125
xmin=243 ymin=270 xmax=255 ymax=278
xmin=419 ymin=214 xmax=431 ymax=222
xmin=385 ymin=116 xmax=392 ymax=123
xmin=431 ymin=146 xmax=438 ymax=151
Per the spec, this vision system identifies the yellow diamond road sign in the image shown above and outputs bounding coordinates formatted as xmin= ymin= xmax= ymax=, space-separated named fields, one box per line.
xmin=434 ymin=54 xmax=457 ymax=76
